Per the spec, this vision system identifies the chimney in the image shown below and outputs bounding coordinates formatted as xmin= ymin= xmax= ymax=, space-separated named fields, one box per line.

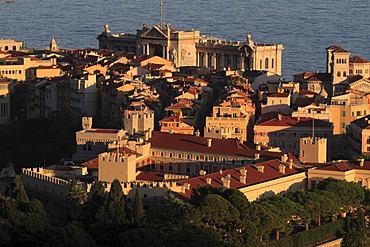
xmin=281 ymin=154 xmax=288 ymax=162
xmin=359 ymin=158 xmax=365 ymax=167
xmin=240 ymin=168 xmax=247 ymax=184
xmin=279 ymin=164 xmax=286 ymax=174
xmin=184 ymin=183 xmax=190 ymax=190
xmin=257 ymin=165 xmax=264 ymax=173
xmin=221 ymin=175 xmax=231 ymax=188
xmin=289 ymin=159 xmax=293 ymax=169
xmin=206 ymin=177 xmax=212 ymax=184
xmin=256 ymin=144 xmax=261 ymax=151
xmin=195 ymin=129 xmax=200 ymax=137
xmin=207 ymin=138 xmax=212 ymax=147
xmin=254 ymin=153 xmax=260 ymax=160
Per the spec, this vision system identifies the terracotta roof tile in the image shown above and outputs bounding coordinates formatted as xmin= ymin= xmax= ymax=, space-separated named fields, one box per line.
xmin=350 ymin=55 xmax=369 ymax=64
xmin=177 ymin=159 xmax=303 ymax=199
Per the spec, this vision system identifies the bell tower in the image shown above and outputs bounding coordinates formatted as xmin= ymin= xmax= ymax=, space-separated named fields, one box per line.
xmin=50 ymin=37 xmax=58 ymax=52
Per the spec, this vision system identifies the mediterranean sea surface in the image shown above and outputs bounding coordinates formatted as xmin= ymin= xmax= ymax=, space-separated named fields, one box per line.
xmin=0 ymin=0 xmax=369 ymax=79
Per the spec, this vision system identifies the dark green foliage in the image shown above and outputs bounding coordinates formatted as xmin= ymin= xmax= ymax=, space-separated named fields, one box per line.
xmin=199 ymin=193 xmax=240 ymax=229
xmin=287 ymin=190 xmax=338 ymax=225
xmin=267 ymin=219 xmax=345 ymax=247
xmin=314 ymin=178 xmax=365 ymax=210
xmin=95 ymin=179 xmax=126 ymax=226
xmin=133 ymin=188 xmax=144 ymax=225
xmin=119 ymin=228 xmax=163 ymax=247
xmin=342 ymin=210 xmax=370 ymax=247
xmin=52 ymin=223 xmax=96 ymax=247
xmin=91 ymin=180 xmax=106 ymax=205
xmin=258 ymin=196 xmax=309 ymax=237
xmin=165 ymin=226 xmax=227 ymax=247
xmin=67 ymin=178 xmax=88 ymax=205
xmin=7 ymin=176 xmax=29 ymax=204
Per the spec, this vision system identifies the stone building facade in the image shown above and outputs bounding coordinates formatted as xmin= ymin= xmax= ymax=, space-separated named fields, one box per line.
xmin=97 ymin=24 xmax=284 ymax=75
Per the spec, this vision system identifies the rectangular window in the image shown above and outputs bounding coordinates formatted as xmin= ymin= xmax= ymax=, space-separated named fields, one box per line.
xmin=341 ymin=122 xmax=346 ymax=128
xmin=357 ymin=111 xmax=361 ymax=116
xmin=342 ymin=111 xmax=346 ymax=117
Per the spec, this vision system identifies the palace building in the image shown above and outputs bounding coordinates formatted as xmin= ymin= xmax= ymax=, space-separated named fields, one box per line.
xmin=97 ymin=24 xmax=284 ymax=75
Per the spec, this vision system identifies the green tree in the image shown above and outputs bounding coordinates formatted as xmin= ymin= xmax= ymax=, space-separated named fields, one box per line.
xmin=199 ymin=194 xmax=240 ymax=230
xmin=67 ymin=178 xmax=88 ymax=205
xmin=342 ymin=210 xmax=370 ymax=247
xmin=7 ymin=176 xmax=29 ymax=204
xmin=91 ymin=180 xmax=106 ymax=205
xmin=96 ymin=179 xmax=126 ymax=226
xmin=315 ymin=178 xmax=365 ymax=212
xmin=258 ymin=196 xmax=309 ymax=240
xmin=133 ymin=188 xmax=144 ymax=225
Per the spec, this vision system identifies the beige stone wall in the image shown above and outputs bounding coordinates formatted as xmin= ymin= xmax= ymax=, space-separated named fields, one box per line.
xmin=332 ymin=53 xmax=350 ymax=84
xmin=21 ymin=168 xmax=71 ymax=199
xmin=254 ymin=44 xmax=284 ymax=76
xmin=0 ymin=39 xmax=24 ymax=51
xmin=98 ymin=152 xmax=136 ymax=183
xmin=239 ymin=172 xmax=306 ymax=201
xmin=308 ymin=167 xmax=370 ymax=190
xmin=299 ymin=137 xmax=327 ymax=163
xmin=0 ymin=81 xmax=10 ymax=125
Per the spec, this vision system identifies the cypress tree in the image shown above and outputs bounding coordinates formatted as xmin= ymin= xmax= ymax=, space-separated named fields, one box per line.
xmin=91 ymin=180 xmax=106 ymax=205
xmin=133 ymin=188 xmax=144 ymax=225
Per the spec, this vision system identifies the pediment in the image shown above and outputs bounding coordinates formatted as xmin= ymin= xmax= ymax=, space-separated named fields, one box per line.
xmin=350 ymin=78 xmax=370 ymax=93
xmin=140 ymin=26 xmax=167 ymax=39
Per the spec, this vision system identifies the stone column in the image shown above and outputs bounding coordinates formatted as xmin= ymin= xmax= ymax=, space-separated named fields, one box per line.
xmin=146 ymin=44 xmax=150 ymax=55
xmin=205 ymin=52 xmax=209 ymax=68
xmin=213 ymin=53 xmax=217 ymax=69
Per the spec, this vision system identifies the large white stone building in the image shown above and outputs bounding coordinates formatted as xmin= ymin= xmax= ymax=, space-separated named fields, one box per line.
xmin=97 ymin=24 xmax=284 ymax=75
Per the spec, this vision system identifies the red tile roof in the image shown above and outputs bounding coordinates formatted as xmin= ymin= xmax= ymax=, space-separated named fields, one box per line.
xmin=319 ymin=160 xmax=370 ymax=172
xmin=136 ymin=171 xmax=166 ymax=181
xmin=292 ymin=72 xmax=315 ymax=79
xmin=177 ymin=159 xmax=303 ymax=199
xmin=165 ymin=98 xmax=193 ymax=110
xmin=299 ymin=90 xmax=316 ymax=95
xmin=326 ymin=45 xmax=350 ymax=53
xmin=149 ymin=131 xmax=296 ymax=161
xmin=350 ymin=55 xmax=369 ymax=64
xmin=267 ymin=92 xmax=290 ymax=98
xmin=81 ymin=147 xmax=137 ymax=170
xmin=85 ymin=129 xmax=120 ymax=134
xmin=256 ymin=115 xmax=331 ymax=128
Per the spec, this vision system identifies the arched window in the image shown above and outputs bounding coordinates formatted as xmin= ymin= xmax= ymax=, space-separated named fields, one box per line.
xmin=4 ymin=46 xmax=8 ymax=51
xmin=337 ymin=59 xmax=339 ymax=64
xmin=12 ymin=46 xmax=16 ymax=51
xmin=265 ymin=58 xmax=269 ymax=69
xmin=337 ymin=71 xmax=341 ymax=77
xmin=343 ymin=71 xmax=347 ymax=77
xmin=271 ymin=58 xmax=274 ymax=68
xmin=259 ymin=59 xmax=262 ymax=69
